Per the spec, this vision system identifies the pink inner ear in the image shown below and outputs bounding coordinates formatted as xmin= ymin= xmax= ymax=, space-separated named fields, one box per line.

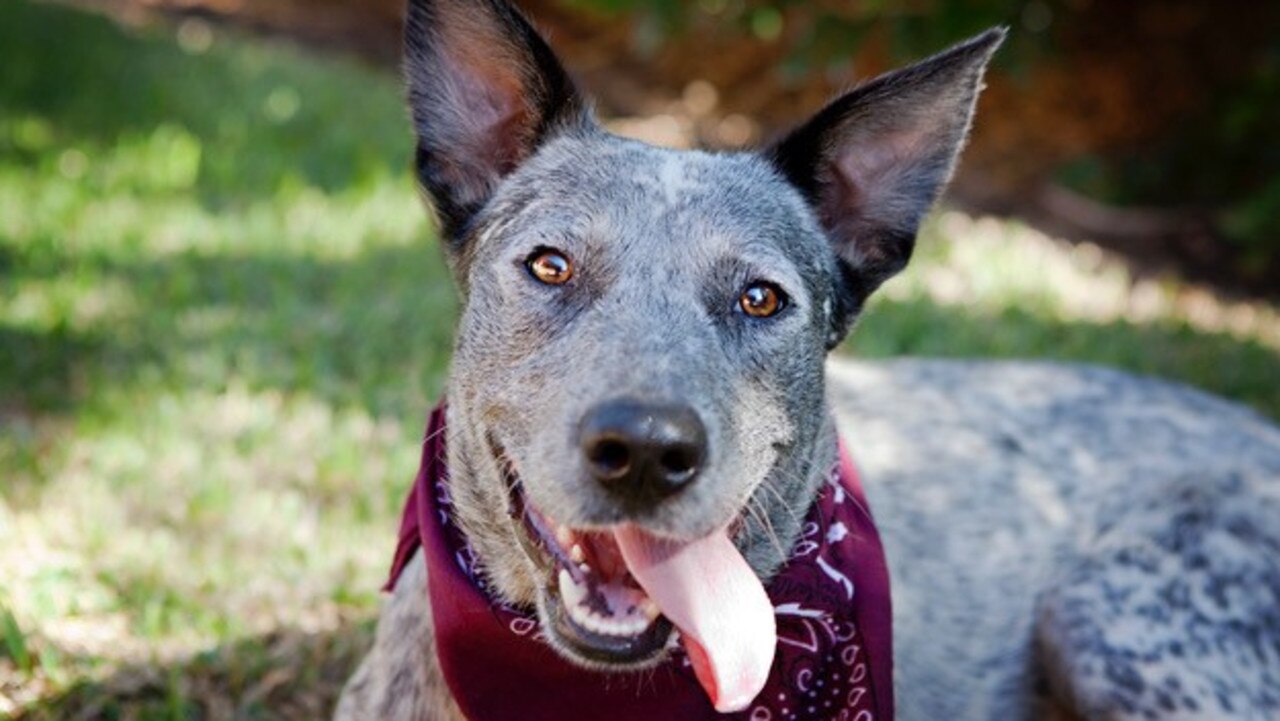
xmin=440 ymin=47 xmax=532 ymax=141
xmin=821 ymin=128 xmax=932 ymax=269
xmin=433 ymin=32 xmax=539 ymax=193
xmin=832 ymin=129 xmax=926 ymax=198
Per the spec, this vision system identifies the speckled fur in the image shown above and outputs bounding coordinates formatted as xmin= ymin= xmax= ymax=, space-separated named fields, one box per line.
xmin=338 ymin=360 xmax=1280 ymax=721
xmin=335 ymin=2 xmax=1280 ymax=719
xmin=829 ymin=360 xmax=1280 ymax=721
xmin=336 ymin=555 xmax=466 ymax=721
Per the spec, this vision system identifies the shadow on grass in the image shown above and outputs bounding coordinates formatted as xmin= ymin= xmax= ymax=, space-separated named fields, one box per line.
xmin=11 ymin=620 xmax=375 ymax=721
xmin=0 ymin=239 xmax=457 ymax=521
xmin=3 ymin=235 xmax=1275 ymax=432
xmin=0 ymin=0 xmax=410 ymax=206
xmin=2 ymin=241 xmax=458 ymax=420
xmin=0 ymin=326 xmax=103 ymax=415
xmin=2 ymin=0 xmax=1274 ymax=424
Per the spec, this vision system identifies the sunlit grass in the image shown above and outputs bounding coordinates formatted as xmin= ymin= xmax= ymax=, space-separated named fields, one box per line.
xmin=852 ymin=212 xmax=1280 ymax=419
xmin=0 ymin=3 xmax=451 ymax=716
xmin=0 ymin=1 xmax=1276 ymax=718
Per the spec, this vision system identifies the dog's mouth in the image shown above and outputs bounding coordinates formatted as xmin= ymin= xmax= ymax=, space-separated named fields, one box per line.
xmin=510 ymin=480 xmax=675 ymax=663
xmin=491 ymin=436 xmax=778 ymax=713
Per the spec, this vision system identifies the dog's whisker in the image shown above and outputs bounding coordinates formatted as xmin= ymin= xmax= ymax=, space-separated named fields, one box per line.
xmin=751 ymin=473 xmax=805 ymax=525
xmin=743 ymin=496 xmax=789 ymax=562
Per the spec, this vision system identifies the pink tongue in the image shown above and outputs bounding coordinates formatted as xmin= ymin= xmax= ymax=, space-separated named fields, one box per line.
xmin=614 ymin=526 xmax=776 ymax=713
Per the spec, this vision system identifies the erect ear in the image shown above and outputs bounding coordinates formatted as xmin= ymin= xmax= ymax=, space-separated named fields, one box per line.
xmin=766 ymin=28 xmax=1005 ymax=343
xmin=404 ymin=0 xmax=586 ymax=246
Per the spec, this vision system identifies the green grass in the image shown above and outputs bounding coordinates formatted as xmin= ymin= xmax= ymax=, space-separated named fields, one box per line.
xmin=0 ymin=1 xmax=1277 ymax=718
xmin=853 ymin=212 xmax=1280 ymax=419
xmin=0 ymin=2 xmax=451 ymax=717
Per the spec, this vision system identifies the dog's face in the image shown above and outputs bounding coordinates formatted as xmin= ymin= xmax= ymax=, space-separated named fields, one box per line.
xmin=456 ymin=134 xmax=832 ymax=536
xmin=404 ymin=0 xmax=1000 ymax=679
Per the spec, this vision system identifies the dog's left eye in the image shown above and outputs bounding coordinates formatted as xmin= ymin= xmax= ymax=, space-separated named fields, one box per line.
xmin=739 ymin=281 xmax=787 ymax=318
xmin=526 ymin=248 xmax=574 ymax=286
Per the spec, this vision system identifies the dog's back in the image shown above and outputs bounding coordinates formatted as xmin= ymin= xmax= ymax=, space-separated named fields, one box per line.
xmin=339 ymin=357 xmax=1280 ymax=721
xmin=833 ymin=358 xmax=1280 ymax=720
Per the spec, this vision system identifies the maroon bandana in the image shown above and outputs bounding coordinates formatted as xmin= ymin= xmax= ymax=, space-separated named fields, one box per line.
xmin=387 ymin=405 xmax=894 ymax=721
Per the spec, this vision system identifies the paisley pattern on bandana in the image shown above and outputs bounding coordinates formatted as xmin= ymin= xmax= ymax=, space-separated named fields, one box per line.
xmin=386 ymin=404 xmax=894 ymax=721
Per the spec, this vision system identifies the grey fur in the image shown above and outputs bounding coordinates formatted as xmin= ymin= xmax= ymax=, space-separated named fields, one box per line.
xmin=831 ymin=360 xmax=1280 ymax=721
xmin=338 ymin=360 xmax=1280 ymax=721
xmin=336 ymin=554 xmax=466 ymax=721
xmin=337 ymin=1 xmax=1280 ymax=718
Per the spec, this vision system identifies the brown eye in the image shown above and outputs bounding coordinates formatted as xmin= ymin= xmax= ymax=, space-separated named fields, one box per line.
xmin=739 ymin=282 xmax=786 ymax=318
xmin=526 ymin=248 xmax=573 ymax=285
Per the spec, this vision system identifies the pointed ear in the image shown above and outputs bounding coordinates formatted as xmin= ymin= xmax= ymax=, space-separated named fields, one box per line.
xmin=404 ymin=0 xmax=587 ymax=245
xmin=766 ymin=28 xmax=1005 ymax=337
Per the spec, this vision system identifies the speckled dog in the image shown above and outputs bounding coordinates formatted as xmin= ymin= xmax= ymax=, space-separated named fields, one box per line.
xmin=335 ymin=0 xmax=1280 ymax=719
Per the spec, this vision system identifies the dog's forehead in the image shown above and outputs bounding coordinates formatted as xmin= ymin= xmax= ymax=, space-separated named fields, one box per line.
xmin=496 ymin=132 xmax=824 ymax=257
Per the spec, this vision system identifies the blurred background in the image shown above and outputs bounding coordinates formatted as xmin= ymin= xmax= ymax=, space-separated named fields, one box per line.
xmin=0 ymin=0 xmax=1277 ymax=717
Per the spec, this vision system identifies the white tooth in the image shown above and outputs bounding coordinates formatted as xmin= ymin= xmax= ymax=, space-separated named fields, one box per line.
xmin=570 ymin=544 xmax=584 ymax=563
xmin=556 ymin=525 xmax=573 ymax=547
xmin=560 ymin=576 xmax=660 ymax=638
xmin=666 ymin=630 xmax=682 ymax=650
xmin=566 ymin=598 xmax=591 ymax=628
xmin=558 ymin=569 xmax=588 ymax=613
xmin=558 ymin=569 xmax=576 ymax=598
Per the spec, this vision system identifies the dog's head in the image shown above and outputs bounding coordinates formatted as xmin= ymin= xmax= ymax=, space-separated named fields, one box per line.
xmin=404 ymin=0 xmax=1000 ymax=709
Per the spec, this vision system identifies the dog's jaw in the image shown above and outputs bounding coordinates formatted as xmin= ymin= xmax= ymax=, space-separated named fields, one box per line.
xmin=445 ymin=423 xmax=680 ymax=669
xmin=443 ymin=403 xmax=841 ymax=677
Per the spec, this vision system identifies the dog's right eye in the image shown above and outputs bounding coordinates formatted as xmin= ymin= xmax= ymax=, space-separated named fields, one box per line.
xmin=526 ymin=248 xmax=573 ymax=286
xmin=739 ymin=281 xmax=786 ymax=318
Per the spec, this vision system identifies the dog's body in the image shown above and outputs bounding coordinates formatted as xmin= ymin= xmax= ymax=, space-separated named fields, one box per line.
xmin=336 ymin=1 xmax=1280 ymax=718
xmin=339 ymin=359 xmax=1280 ymax=721
xmin=833 ymin=360 xmax=1280 ymax=720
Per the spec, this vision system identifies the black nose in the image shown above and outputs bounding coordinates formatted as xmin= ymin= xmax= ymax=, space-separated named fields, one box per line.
xmin=579 ymin=399 xmax=708 ymax=504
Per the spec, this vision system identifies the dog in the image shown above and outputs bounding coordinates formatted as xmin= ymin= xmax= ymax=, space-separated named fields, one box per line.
xmin=335 ymin=0 xmax=1280 ymax=718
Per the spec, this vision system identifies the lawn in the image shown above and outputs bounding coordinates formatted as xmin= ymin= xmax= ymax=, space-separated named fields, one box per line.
xmin=1 ymin=2 xmax=1277 ymax=718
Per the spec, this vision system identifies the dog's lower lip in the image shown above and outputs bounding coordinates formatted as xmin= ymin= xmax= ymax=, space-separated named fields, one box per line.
xmin=547 ymin=586 xmax=674 ymax=664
